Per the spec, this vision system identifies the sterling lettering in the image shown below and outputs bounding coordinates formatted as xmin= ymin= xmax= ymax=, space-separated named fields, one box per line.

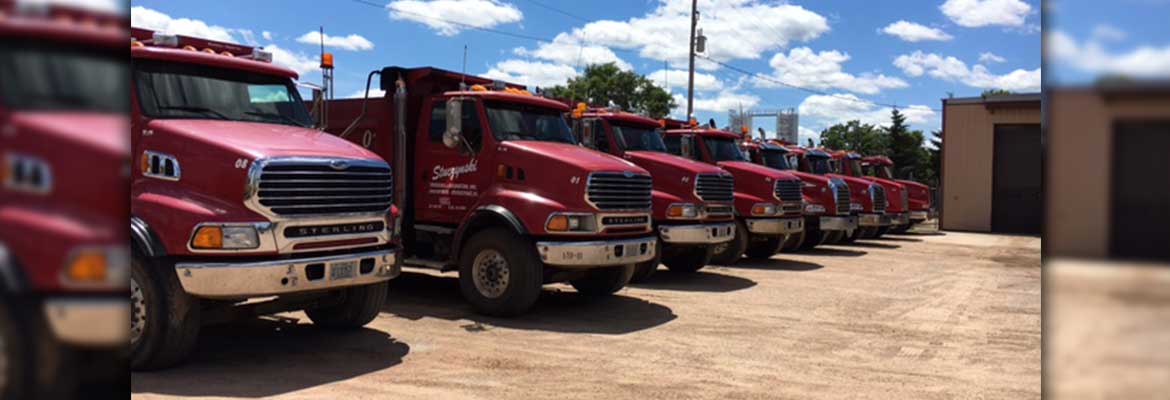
xmin=432 ymin=160 xmax=478 ymax=181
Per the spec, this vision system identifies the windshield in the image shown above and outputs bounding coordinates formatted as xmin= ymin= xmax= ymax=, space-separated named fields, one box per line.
xmin=485 ymin=102 xmax=575 ymax=144
xmin=760 ymin=150 xmax=792 ymax=170
xmin=863 ymin=164 xmax=894 ymax=179
xmin=613 ymin=122 xmax=667 ymax=152
xmin=808 ymin=156 xmax=833 ymax=175
xmin=847 ymin=160 xmax=863 ymax=177
xmin=705 ymin=137 xmax=745 ymax=162
xmin=0 ymin=40 xmax=126 ymax=112
xmin=134 ymin=59 xmax=311 ymax=127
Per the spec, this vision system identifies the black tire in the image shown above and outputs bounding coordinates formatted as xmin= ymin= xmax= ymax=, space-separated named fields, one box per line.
xmin=744 ymin=235 xmax=784 ymax=259
xmin=890 ymin=224 xmax=912 ymax=234
xmin=570 ymin=265 xmax=634 ymax=296
xmin=710 ymin=220 xmax=749 ymax=265
xmin=797 ymin=229 xmax=825 ymax=251
xmin=824 ymin=230 xmax=845 ymax=244
xmin=859 ymin=226 xmax=879 ymax=239
xmin=875 ymin=226 xmax=891 ymax=238
xmin=661 ymin=246 xmax=713 ymax=272
xmin=780 ymin=230 xmax=805 ymax=252
xmin=0 ymin=301 xmax=29 ymax=400
xmin=306 ymin=281 xmax=389 ymax=329
xmin=841 ymin=228 xmax=861 ymax=244
xmin=131 ymin=254 xmax=201 ymax=371
xmin=630 ymin=240 xmax=662 ymax=283
xmin=458 ymin=228 xmax=543 ymax=317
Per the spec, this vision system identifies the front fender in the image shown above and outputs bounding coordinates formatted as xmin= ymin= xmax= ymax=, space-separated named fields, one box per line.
xmin=0 ymin=206 xmax=118 ymax=292
xmin=651 ymin=189 xmax=685 ymax=220
xmin=131 ymin=186 xmax=266 ymax=256
xmin=477 ymin=184 xmax=569 ymax=235
xmin=733 ymin=191 xmax=769 ymax=216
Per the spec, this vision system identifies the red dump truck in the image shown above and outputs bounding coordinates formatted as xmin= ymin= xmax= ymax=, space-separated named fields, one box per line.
xmin=861 ymin=155 xmax=932 ymax=233
xmin=325 ymin=67 xmax=657 ymax=316
xmin=568 ymin=106 xmax=735 ymax=281
xmin=0 ymin=7 xmax=127 ymax=397
xmin=739 ymin=141 xmax=856 ymax=251
xmin=130 ymin=28 xmax=401 ymax=370
xmin=800 ymin=148 xmax=887 ymax=244
xmin=834 ymin=152 xmax=909 ymax=238
xmin=659 ymin=120 xmax=804 ymax=263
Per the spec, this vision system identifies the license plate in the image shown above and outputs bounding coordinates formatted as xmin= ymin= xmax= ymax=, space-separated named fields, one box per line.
xmin=330 ymin=261 xmax=357 ymax=280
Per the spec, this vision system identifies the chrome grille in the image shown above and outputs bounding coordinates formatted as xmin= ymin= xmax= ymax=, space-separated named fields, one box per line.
xmin=872 ymin=185 xmax=886 ymax=214
xmin=695 ymin=173 xmax=734 ymax=202
xmin=833 ymin=180 xmax=851 ymax=215
xmin=586 ymin=172 xmax=652 ymax=211
xmin=251 ymin=158 xmax=393 ymax=217
xmin=775 ymin=179 xmax=804 ymax=214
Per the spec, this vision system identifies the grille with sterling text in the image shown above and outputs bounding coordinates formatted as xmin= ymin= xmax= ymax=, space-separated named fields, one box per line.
xmin=586 ymin=172 xmax=652 ymax=211
xmin=253 ymin=159 xmax=393 ymax=217
xmin=695 ymin=173 xmax=734 ymax=202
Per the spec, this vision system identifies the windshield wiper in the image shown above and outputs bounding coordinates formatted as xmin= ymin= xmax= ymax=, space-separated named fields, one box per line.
xmin=244 ymin=110 xmax=309 ymax=128
xmin=158 ymin=106 xmax=230 ymax=120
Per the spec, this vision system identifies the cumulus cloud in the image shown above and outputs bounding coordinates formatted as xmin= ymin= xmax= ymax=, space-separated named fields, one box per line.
xmin=1048 ymin=30 xmax=1170 ymax=78
xmin=798 ymin=93 xmax=936 ymax=131
xmin=978 ymin=52 xmax=1007 ymax=63
xmin=296 ymin=31 xmax=375 ymax=51
xmin=673 ymin=90 xmax=761 ymax=114
xmin=262 ymin=31 xmax=273 ymax=41
xmin=880 ymin=20 xmax=953 ymax=42
xmin=26 ymin=0 xmax=124 ymax=13
xmin=1090 ymin=24 xmax=1126 ymax=42
xmin=482 ymin=59 xmax=578 ymax=88
xmin=264 ymin=44 xmax=321 ymax=76
xmin=513 ymin=33 xmax=632 ymax=70
xmin=347 ymin=88 xmax=387 ymax=99
xmin=646 ymin=69 xmax=722 ymax=92
xmin=758 ymin=47 xmax=908 ymax=95
xmin=387 ymin=0 xmax=522 ymax=36
xmin=130 ymin=6 xmax=235 ymax=42
xmin=893 ymin=51 xmax=1040 ymax=91
xmin=940 ymin=0 xmax=1032 ymax=28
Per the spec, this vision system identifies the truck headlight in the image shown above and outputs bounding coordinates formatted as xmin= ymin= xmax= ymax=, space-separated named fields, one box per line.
xmin=545 ymin=213 xmax=598 ymax=233
xmin=666 ymin=203 xmax=699 ymax=219
xmin=61 ymin=246 xmax=128 ymax=288
xmin=750 ymin=203 xmax=778 ymax=216
xmin=804 ymin=203 xmax=826 ymax=214
xmin=191 ymin=225 xmax=260 ymax=249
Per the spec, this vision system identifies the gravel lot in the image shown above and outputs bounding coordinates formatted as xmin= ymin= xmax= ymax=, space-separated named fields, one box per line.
xmin=131 ymin=226 xmax=1041 ymax=399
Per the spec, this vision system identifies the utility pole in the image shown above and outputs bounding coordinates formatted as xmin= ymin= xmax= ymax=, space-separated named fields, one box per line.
xmin=686 ymin=0 xmax=698 ymax=121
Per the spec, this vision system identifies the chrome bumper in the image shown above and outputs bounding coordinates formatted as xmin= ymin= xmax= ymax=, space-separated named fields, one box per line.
xmin=43 ymin=299 xmax=128 ymax=347
xmin=859 ymin=213 xmax=889 ymax=227
xmin=819 ymin=215 xmax=858 ymax=231
xmin=745 ymin=217 xmax=804 ymax=235
xmin=909 ymin=210 xmax=935 ymax=221
xmin=536 ymin=236 xmax=657 ymax=268
xmin=175 ymin=248 xmax=399 ymax=299
xmin=659 ymin=222 xmax=735 ymax=244
xmin=889 ymin=212 xmax=911 ymax=225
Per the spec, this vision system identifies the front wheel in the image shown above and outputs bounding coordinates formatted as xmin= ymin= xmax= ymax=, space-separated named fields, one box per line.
xmin=710 ymin=220 xmax=749 ymax=265
xmin=458 ymin=228 xmax=543 ymax=317
xmin=131 ymin=254 xmax=202 ymax=371
xmin=661 ymin=246 xmax=713 ymax=273
xmin=797 ymin=228 xmax=825 ymax=251
xmin=745 ymin=235 xmax=785 ymax=259
xmin=630 ymin=240 xmax=662 ymax=283
xmin=890 ymin=224 xmax=912 ymax=234
xmin=823 ymin=230 xmax=845 ymax=244
xmin=780 ymin=230 xmax=805 ymax=252
xmin=570 ymin=265 xmax=634 ymax=296
xmin=841 ymin=228 xmax=861 ymax=244
xmin=306 ymin=281 xmax=389 ymax=329
xmin=875 ymin=226 xmax=892 ymax=238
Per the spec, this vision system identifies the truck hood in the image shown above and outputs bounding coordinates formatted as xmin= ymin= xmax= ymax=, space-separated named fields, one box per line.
xmin=716 ymin=160 xmax=791 ymax=181
xmin=625 ymin=150 xmax=724 ymax=175
xmin=10 ymin=112 xmax=128 ymax=157
xmin=147 ymin=119 xmax=381 ymax=161
xmin=503 ymin=141 xmax=645 ymax=173
xmin=897 ymin=179 xmax=929 ymax=192
xmin=789 ymin=170 xmax=831 ymax=186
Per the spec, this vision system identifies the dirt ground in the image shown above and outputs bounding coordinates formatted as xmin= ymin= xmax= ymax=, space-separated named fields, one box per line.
xmin=131 ymin=226 xmax=1041 ymax=399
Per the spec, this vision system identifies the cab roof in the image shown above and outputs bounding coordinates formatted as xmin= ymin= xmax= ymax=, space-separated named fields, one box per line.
xmin=663 ymin=127 xmax=742 ymax=140
xmin=581 ymin=109 xmax=661 ymax=127
xmin=131 ymin=27 xmax=298 ymax=79
xmin=0 ymin=8 xmax=125 ymax=47
xmin=863 ymin=155 xmax=894 ymax=165
xmin=447 ymin=90 xmax=571 ymax=111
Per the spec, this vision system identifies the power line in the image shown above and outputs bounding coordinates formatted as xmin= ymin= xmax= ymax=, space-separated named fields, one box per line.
xmin=520 ymin=0 xmax=590 ymax=23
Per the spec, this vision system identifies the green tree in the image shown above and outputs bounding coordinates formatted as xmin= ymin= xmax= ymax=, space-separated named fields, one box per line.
xmin=546 ymin=63 xmax=677 ymax=118
xmin=926 ymin=129 xmax=943 ymax=186
xmin=818 ymin=120 xmax=888 ymax=156
xmin=885 ymin=109 xmax=928 ymax=179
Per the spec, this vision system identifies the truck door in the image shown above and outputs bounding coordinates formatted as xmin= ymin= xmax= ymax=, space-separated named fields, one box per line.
xmin=415 ymin=98 xmax=493 ymax=224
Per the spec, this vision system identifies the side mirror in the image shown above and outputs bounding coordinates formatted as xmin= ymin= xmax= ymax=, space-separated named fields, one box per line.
xmin=443 ymin=98 xmax=464 ymax=149
xmin=680 ymin=135 xmax=695 ymax=159
xmin=310 ymin=87 xmax=325 ymax=129
xmin=581 ymin=120 xmax=595 ymax=149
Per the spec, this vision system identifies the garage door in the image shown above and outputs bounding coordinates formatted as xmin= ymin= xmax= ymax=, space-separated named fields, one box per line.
xmin=1111 ymin=121 xmax=1170 ymax=262
xmin=991 ymin=124 xmax=1043 ymax=234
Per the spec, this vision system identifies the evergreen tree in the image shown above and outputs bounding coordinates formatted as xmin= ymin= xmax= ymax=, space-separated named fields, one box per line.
xmin=885 ymin=109 xmax=926 ymax=179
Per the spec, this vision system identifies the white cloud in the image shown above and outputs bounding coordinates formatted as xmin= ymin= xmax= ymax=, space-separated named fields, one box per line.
xmin=297 ymin=31 xmax=375 ymax=51
xmin=798 ymin=93 xmax=936 ymax=131
xmin=264 ymin=44 xmax=320 ymax=76
xmin=513 ymin=33 xmax=632 ymax=70
xmin=940 ymin=0 xmax=1032 ymax=28
xmin=798 ymin=126 xmax=819 ymax=146
xmin=387 ymin=0 xmax=522 ymax=36
xmin=1090 ymin=24 xmax=1126 ymax=42
xmin=893 ymin=51 xmax=1040 ymax=91
xmin=978 ymin=52 xmax=1007 ymax=63
xmin=262 ymin=31 xmax=273 ymax=41
xmin=347 ymin=88 xmax=387 ymax=99
xmin=24 ymin=0 xmax=124 ymax=13
xmin=646 ymin=69 xmax=721 ymax=92
xmin=482 ymin=59 xmax=578 ymax=88
xmin=674 ymin=90 xmax=761 ymax=114
xmin=1048 ymin=30 xmax=1170 ymax=78
xmin=130 ymin=6 xmax=235 ymax=42
xmin=758 ymin=47 xmax=908 ymax=95
xmin=880 ymin=20 xmax=953 ymax=42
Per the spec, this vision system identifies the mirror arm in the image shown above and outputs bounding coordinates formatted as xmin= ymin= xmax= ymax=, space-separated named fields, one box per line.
xmin=340 ymin=70 xmax=381 ymax=139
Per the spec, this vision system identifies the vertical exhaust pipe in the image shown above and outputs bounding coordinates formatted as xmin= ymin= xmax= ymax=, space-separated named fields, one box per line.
xmin=393 ymin=75 xmax=408 ymax=225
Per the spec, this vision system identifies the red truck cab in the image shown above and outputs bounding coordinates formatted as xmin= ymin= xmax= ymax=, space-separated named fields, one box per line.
xmin=326 ymin=67 xmax=656 ymax=316
xmin=835 ymin=152 xmax=910 ymax=238
xmin=740 ymin=142 xmax=857 ymax=251
xmin=0 ymin=8 xmax=128 ymax=397
xmin=660 ymin=121 xmax=804 ymax=263
xmin=861 ymin=155 xmax=933 ymax=232
xmin=129 ymin=28 xmax=401 ymax=370
xmin=569 ymin=107 xmax=735 ymax=281
xmin=804 ymin=148 xmax=888 ymax=244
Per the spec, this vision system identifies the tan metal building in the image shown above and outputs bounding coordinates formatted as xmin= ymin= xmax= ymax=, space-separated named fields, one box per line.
xmin=940 ymin=93 xmax=1042 ymax=234
xmin=1048 ymin=86 xmax=1170 ymax=261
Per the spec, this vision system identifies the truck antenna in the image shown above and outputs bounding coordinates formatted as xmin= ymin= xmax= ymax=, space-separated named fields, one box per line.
xmin=461 ymin=45 xmax=468 ymax=90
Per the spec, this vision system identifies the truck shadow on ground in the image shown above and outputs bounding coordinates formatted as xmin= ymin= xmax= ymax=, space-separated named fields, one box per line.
xmin=130 ymin=318 xmax=409 ymax=398
xmin=874 ymin=236 xmax=925 ymax=242
xmin=842 ymin=241 xmax=901 ymax=249
xmin=721 ymin=258 xmax=825 ymax=271
xmin=798 ymin=248 xmax=868 ymax=257
xmin=381 ymin=272 xmax=677 ymax=335
xmin=629 ymin=269 xmax=757 ymax=292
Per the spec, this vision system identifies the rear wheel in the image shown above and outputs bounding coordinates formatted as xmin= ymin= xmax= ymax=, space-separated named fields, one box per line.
xmin=710 ymin=220 xmax=749 ymax=265
xmin=131 ymin=254 xmax=201 ymax=371
xmin=744 ymin=235 xmax=785 ymax=259
xmin=630 ymin=240 xmax=662 ymax=283
xmin=458 ymin=228 xmax=543 ymax=317
xmin=570 ymin=265 xmax=634 ymax=296
xmin=661 ymin=246 xmax=712 ymax=273
xmin=306 ymin=281 xmax=389 ymax=329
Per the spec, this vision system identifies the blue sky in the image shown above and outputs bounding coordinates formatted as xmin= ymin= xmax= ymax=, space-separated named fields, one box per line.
xmin=128 ymin=0 xmax=1047 ymax=142
xmin=1045 ymin=0 xmax=1170 ymax=84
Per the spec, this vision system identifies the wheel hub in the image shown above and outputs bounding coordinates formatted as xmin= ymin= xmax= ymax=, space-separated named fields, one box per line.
xmin=472 ymin=250 xmax=510 ymax=299
xmin=130 ymin=275 xmax=146 ymax=346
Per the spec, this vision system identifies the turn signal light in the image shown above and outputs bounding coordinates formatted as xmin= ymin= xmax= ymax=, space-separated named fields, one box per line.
xmin=64 ymin=250 xmax=107 ymax=282
xmin=546 ymin=215 xmax=569 ymax=232
xmin=192 ymin=226 xmax=224 ymax=249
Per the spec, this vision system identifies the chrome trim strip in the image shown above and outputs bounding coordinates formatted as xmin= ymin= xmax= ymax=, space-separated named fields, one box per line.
xmin=535 ymin=236 xmax=657 ymax=268
xmin=175 ymin=248 xmax=399 ymax=298
xmin=745 ymin=217 xmax=804 ymax=235
xmin=819 ymin=215 xmax=859 ymax=231
xmin=659 ymin=222 xmax=735 ymax=244
xmin=42 ymin=299 xmax=128 ymax=347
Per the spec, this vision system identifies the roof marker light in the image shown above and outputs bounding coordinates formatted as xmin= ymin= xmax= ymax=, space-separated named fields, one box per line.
xmin=152 ymin=33 xmax=179 ymax=47
xmin=251 ymin=50 xmax=272 ymax=63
